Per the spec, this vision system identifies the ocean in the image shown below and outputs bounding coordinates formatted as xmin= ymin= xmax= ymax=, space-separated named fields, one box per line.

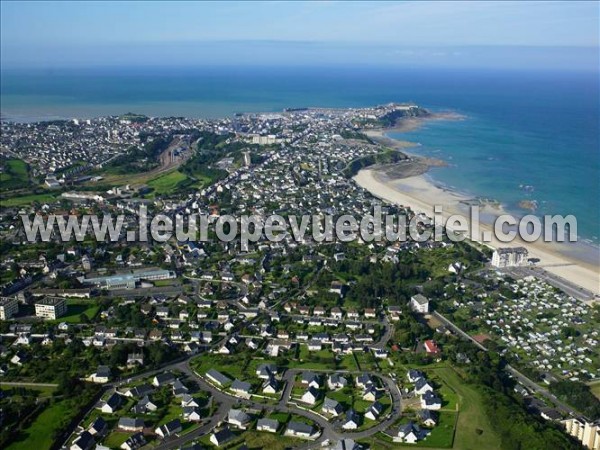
xmin=1 ymin=66 xmax=599 ymax=245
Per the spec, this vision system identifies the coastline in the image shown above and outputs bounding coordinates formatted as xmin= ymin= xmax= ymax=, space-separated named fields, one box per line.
xmin=354 ymin=168 xmax=600 ymax=296
xmin=356 ymin=116 xmax=600 ymax=298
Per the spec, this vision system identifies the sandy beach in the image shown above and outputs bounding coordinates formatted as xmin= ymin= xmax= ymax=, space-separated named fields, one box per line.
xmin=354 ymin=167 xmax=600 ymax=297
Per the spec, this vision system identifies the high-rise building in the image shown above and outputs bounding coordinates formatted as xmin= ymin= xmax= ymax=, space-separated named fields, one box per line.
xmin=34 ymin=297 xmax=67 ymax=320
xmin=242 ymin=151 xmax=251 ymax=167
xmin=82 ymin=255 xmax=93 ymax=271
xmin=562 ymin=418 xmax=600 ymax=450
xmin=0 ymin=297 xmax=19 ymax=320
xmin=491 ymin=247 xmax=528 ymax=268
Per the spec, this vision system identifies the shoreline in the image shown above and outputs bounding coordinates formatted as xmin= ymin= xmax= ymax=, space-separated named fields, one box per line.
xmin=354 ymin=112 xmax=600 ymax=295
xmin=358 ymin=114 xmax=599 ymax=297
xmin=354 ymin=166 xmax=600 ymax=298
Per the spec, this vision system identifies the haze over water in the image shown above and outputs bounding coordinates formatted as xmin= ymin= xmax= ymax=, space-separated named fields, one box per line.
xmin=1 ymin=66 xmax=599 ymax=247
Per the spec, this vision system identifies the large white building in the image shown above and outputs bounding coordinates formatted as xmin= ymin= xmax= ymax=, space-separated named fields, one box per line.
xmin=242 ymin=151 xmax=251 ymax=167
xmin=410 ymin=294 xmax=429 ymax=314
xmin=251 ymin=134 xmax=278 ymax=145
xmin=81 ymin=268 xmax=175 ymax=290
xmin=491 ymin=247 xmax=529 ymax=268
xmin=562 ymin=418 xmax=600 ymax=450
xmin=35 ymin=297 xmax=67 ymax=320
xmin=0 ymin=297 xmax=19 ymax=320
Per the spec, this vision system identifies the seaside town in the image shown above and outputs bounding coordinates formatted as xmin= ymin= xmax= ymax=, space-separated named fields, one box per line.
xmin=1 ymin=104 xmax=599 ymax=450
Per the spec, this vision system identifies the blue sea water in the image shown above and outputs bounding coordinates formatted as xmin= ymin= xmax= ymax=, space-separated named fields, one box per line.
xmin=1 ymin=66 xmax=599 ymax=244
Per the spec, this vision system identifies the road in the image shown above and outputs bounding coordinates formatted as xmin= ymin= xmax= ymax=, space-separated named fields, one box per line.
xmin=504 ymin=365 xmax=584 ymax=419
xmin=501 ymin=266 xmax=597 ymax=304
xmin=153 ymin=310 xmax=400 ymax=450
xmin=372 ymin=316 xmax=393 ymax=350
xmin=61 ymin=297 xmax=400 ymax=449
xmin=154 ymin=362 xmax=404 ymax=450
xmin=59 ymin=327 xmax=233 ymax=449
xmin=432 ymin=311 xmax=585 ymax=419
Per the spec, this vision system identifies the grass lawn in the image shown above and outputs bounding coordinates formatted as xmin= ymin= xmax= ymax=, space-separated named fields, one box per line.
xmin=0 ymin=159 xmax=29 ymax=190
xmin=180 ymin=422 xmax=202 ymax=436
xmin=158 ymin=401 xmax=183 ymax=425
xmin=234 ymin=431 xmax=301 ymax=450
xmin=354 ymin=352 xmax=379 ymax=371
xmin=1 ymin=384 xmax=57 ymax=399
xmin=191 ymin=353 xmax=249 ymax=382
xmin=7 ymin=159 xmax=28 ymax=176
xmin=339 ymin=353 xmax=359 ymax=371
xmin=51 ymin=300 xmax=100 ymax=323
xmin=294 ymin=346 xmax=337 ymax=370
xmin=7 ymin=399 xmax=71 ymax=450
xmin=147 ymin=170 xmax=188 ymax=194
xmin=267 ymin=412 xmax=291 ymax=424
xmin=430 ymin=367 xmax=502 ymax=450
xmin=102 ymin=431 xmax=130 ymax=448
xmin=153 ymin=279 xmax=177 ymax=287
xmin=413 ymin=411 xmax=457 ymax=448
xmin=0 ymin=192 xmax=57 ymax=207
xmin=589 ymin=381 xmax=600 ymax=401
xmin=425 ymin=370 xmax=459 ymax=411
xmin=327 ymin=386 xmax=381 ymax=414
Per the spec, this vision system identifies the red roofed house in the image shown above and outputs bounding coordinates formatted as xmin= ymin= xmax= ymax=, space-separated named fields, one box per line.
xmin=424 ymin=340 xmax=440 ymax=355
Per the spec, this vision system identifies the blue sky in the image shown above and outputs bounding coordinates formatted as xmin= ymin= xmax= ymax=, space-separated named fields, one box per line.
xmin=1 ymin=1 xmax=598 ymax=70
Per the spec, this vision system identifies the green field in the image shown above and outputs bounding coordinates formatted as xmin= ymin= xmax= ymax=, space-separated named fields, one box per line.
xmin=590 ymin=381 xmax=600 ymax=401
xmin=153 ymin=279 xmax=177 ymax=287
xmin=7 ymin=398 xmax=71 ymax=450
xmin=0 ymin=159 xmax=29 ymax=190
xmin=295 ymin=346 xmax=337 ymax=370
xmin=0 ymin=384 xmax=57 ymax=399
xmin=354 ymin=351 xmax=379 ymax=372
xmin=191 ymin=353 xmax=249 ymax=382
xmin=0 ymin=192 xmax=57 ymax=207
xmin=414 ymin=411 xmax=457 ymax=448
xmin=430 ymin=367 xmax=502 ymax=450
xmin=232 ymin=431 xmax=301 ymax=450
xmin=102 ymin=431 xmax=130 ymax=448
xmin=147 ymin=170 xmax=188 ymax=194
xmin=51 ymin=300 xmax=100 ymax=323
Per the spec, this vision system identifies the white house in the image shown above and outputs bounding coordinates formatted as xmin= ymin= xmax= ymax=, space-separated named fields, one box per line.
xmin=181 ymin=394 xmax=200 ymax=408
xmin=155 ymin=419 xmax=182 ymax=438
xmin=410 ymin=294 xmax=429 ymax=314
xmin=262 ymin=378 xmax=278 ymax=394
xmin=230 ymin=379 xmax=252 ymax=397
xmin=342 ymin=409 xmax=361 ymax=430
xmin=395 ymin=422 xmax=426 ymax=444
xmin=257 ymin=418 xmax=279 ymax=433
xmin=407 ymin=369 xmax=425 ymax=383
xmin=210 ymin=428 xmax=235 ymax=447
xmin=285 ymin=421 xmax=314 ymax=439
xmin=100 ymin=393 xmax=122 ymax=414
xmin=182 ymin=407 xmax=202 ymax=422
xmin=414 ymin=378 xmax=434 ymax=395
xmin=421 ymin=391 xmax=442 ymax=410
xmin=365 ymin=401 xmax=383 ymax=420
xmin=301 ymin=372 xmax=322 ymax=388
xmin=301 ymin=387 xmax=320 ymax=405
xmin=328 ymin=373 xmax=348 ymax=390
xmin=322 ymin=397 xmax=343 ymax=417
xmin=90 ymin=366 xmax=111 ymax=383
xmin=206 ymin=369 xmax=232 ymax=387
xmin=227 ymin=408 xmax=251 ymax=429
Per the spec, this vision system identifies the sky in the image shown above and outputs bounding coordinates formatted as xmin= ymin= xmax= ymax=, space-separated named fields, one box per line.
xmin=1 ymin=1 xmax=598 ymax=70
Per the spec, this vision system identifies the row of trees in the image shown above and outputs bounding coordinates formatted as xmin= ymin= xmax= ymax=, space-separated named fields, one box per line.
xmin=440 ymin=339 xmax=584 ymax=449
xmin=549 ymin=380 xmax=600 ymax=421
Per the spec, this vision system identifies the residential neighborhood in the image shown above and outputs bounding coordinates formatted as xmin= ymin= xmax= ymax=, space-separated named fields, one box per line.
xmin=1 ymin=104 xmax=598 ymax=450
